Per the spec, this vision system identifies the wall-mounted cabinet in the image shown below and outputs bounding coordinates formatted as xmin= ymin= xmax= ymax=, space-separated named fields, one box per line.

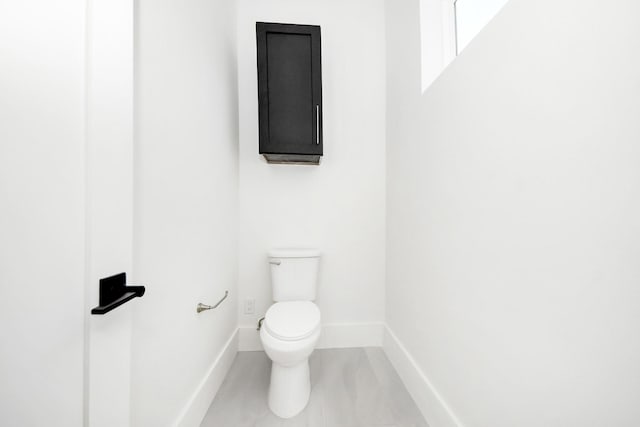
xmin=256 ymin=22 xmax=323 ymax=165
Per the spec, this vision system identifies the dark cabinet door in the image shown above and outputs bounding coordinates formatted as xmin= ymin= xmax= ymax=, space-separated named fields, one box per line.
xmin=256 ymin=22 xmax=322 ymax=164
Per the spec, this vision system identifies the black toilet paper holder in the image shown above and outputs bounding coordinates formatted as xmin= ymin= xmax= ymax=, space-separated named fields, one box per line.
xmin=91 ymin=272 xmax=145 ymax=315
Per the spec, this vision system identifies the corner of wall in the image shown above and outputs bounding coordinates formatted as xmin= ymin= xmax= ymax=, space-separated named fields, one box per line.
xmin=383 ymin=325 xmax=463 ymax=427
xmin=174 ymin=329 xmax=239 ymax=427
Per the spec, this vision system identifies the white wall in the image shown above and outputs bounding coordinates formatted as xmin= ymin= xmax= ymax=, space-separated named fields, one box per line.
xmin=132 ymin=0 xmax=239 ymax=425
xmin=386 ymin=0 xmax=640 ymax=425
xmin=0 ymin=1 xmax=86 ymax=425
xmin=85 ymin=0 xmax=135 ymax=425
xmin=237 ymin=0 xmax=387 ymax=338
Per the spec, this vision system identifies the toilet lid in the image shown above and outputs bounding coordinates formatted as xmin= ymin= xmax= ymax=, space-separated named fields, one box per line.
xmin=264 ymin=301 xmax=321 ymax=341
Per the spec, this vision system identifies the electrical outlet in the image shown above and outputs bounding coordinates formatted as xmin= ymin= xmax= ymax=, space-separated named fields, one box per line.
xmin=244 ymin=299 xmax=255 ymax=315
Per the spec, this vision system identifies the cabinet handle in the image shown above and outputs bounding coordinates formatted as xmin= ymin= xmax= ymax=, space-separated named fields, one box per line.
xmin=316 ymin=105 xmax=320 ymax=145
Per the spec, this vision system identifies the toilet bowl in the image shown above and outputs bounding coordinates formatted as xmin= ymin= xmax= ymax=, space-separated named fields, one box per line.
xmin=260 ymin=248 xmax=321 ymax=418
xmin=260 ymin=301 xmax=321 ymax=418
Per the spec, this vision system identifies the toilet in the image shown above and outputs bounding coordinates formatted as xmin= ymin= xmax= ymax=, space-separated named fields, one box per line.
xmin=259 ymin=248 xmax=321 ymax=418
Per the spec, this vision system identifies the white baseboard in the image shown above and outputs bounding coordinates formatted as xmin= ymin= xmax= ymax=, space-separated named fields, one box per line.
xmin=174 ymin=329 xmax=238 ymax=427
xmin=383 ymin=326 xmax=464 ymax=427
xmin=238 ymin=322 xmax=385 ymax=351
xmin=179 ymin=324 xmax=461 ymax=427
xmin=318 ymin=322 xmax=384 ymax=349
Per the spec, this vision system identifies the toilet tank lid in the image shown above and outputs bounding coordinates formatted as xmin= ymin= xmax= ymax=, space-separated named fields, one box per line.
xmin=268 ymin=248 xmax=321 ymax=258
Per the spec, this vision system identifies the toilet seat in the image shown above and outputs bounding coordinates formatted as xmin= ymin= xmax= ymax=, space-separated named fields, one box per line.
xmin=264 ymin=301 xmax=321 ymax=341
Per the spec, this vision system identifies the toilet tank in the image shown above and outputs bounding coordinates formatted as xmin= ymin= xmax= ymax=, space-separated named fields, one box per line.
xmin=268 ymin=248 xmax=320 ymax=301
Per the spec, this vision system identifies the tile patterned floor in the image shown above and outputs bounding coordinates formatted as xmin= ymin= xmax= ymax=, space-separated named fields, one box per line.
xmin=201 ymin=347 xmax=429 ymax=427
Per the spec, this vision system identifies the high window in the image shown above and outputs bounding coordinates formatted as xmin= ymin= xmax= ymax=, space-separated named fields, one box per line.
xmin=455 ymin=0 xmax=510 ymax=53
xmin=420 ymin=0 xmax=510 ymax=92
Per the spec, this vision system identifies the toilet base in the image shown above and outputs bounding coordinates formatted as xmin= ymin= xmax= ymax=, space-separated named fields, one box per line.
xmin=268 ymin=360 xmax=310 ymax=418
